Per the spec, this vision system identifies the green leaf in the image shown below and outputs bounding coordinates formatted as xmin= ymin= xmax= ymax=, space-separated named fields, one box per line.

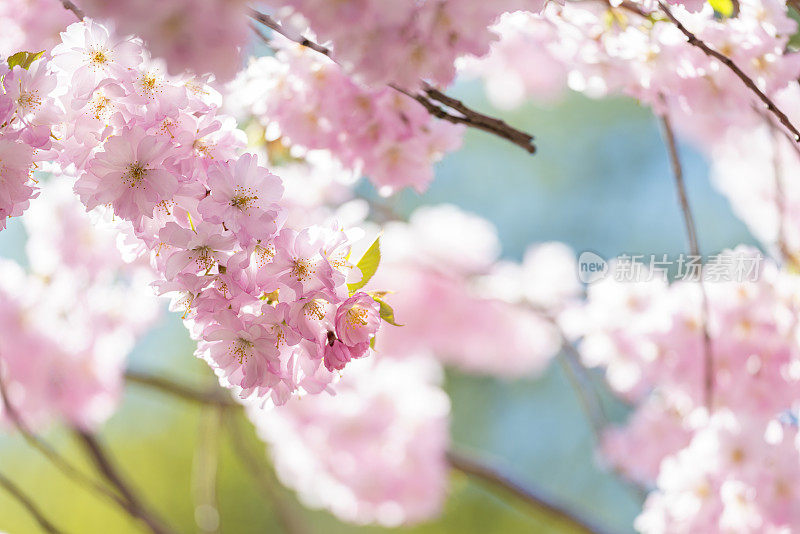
xmin=347 ymin=236 xmax=381 ymax=294
xmin=709 ymin=0 xmax=735 ymax=17
xmin=259 ymin=289 xmax=279 ymax=304
xmin=373 ymin=295 xmax=401 ymax=327
xmin=7 ymin=50 xmax=44 ymax=70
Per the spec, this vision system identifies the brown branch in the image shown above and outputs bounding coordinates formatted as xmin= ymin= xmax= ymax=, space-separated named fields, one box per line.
xmin=392 ymin=84 xmax=536 ymax=153
xmin=248 ymin=9 xmax=536 ymax=154
xmin=447 ymin=450 xmax=617 ymax=534
xmin=658 ymin=113 xmax=714 ymax=409
xmin=59 ymin=0 xmax=84 ymax=19
xmin=73 ymin=430 xmax=175 ymax=534
xmin=248 ymin=8 xmax=331 ymax=57
xmin=658 ymin=1 xmax=800 ymax=142
xmin=660 ymin=115 xmax=700 ymax=258
xmin=125 ymin=371 xmax=237 ymax=408
xmin=0 ymin=371 xmax=133 ymax=512
xmin=0 ymin=470 xmax=66 ymax=534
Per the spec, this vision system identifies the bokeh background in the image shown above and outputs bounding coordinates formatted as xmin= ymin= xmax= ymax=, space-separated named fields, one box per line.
xmin=0 ymin=83 xmax=757 ymax=533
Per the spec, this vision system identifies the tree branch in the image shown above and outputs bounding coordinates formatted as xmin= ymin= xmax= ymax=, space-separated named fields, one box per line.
xmin=657 ymin=1 xmax=800 ymax=142
xmin=447 ymin=450 xmax=617 ymax=534
xmin=59 ymin=0 xmax=84 ymax=19
xmin=528 ymin=305 xmax=610 ymax=442
xmin=0 ymin=370 xmax=133 ymax=512
xmin=391 ymin=84 xmax=537 ymax=153
xmin=125 ymin=371 xmax=237 ymax=408
xmin=72 ymin=430 xmax=175 ymax=534
xmin=658 ymin=112 xmax=714 ymax=409
xmin=0 ymin=470 xmax=65 ymax=534
xmin=248 ymin=8 xmax=331 ymax=57
xmin=248 ymin=9 xmax=536 ymax=154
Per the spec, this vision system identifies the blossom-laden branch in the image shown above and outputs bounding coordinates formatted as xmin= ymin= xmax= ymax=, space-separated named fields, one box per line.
xmin=73 ymin=430 xmax=175 ymax=534
xmin=658 ymin=113 xmax=714 ymax=409
xmin=248 ymin=9 xmax=537 ymax=154
xmin=0 ymin=470 xmax=65 ymax=534
xmin=657 ymin=1 xmax=800 ymax=142
xmin=446 ymin=450 xmax=618 ymax=534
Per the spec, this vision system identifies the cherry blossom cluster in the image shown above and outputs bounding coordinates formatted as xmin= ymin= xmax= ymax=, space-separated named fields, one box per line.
xmin=246 ymin=356 xmax=450 ymax=526
xmin=709 ymin=86 xmax=800 ymax=262
xmin=74 ymin=0 xmax=250 ymax=80
xmin=244 ymin=144 xmax=581 ymax=378
xmin=636 ymin=410 xmax=800 ymax=532
xmin=262 ymin=0 xmax=544 ymax=89
xmin=562 ymin=247 xmax=800 ymax=531
xmin=227 ymin=40 xmax=464 ymax=195
xmin=0 ymin=179 xmax=158 ymax=431
xmin=227 ymin=139 xmax=581 ymax=523
xmin=0 ymin=51 xmax=61 ymax=230
xmin=30 ymin=19 xmax=385 ymax=406
xmin=468 ymin=0 xmax=800 ymax=145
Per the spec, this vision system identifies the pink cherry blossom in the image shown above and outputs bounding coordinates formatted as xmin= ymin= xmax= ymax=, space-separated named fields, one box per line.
xmin=245 ymin=357 xmax=450 ymax=526
xmin=0 ymin=139 xmax=36 ymax=230
xmin=77 ymin=125 xmax=179 ymax=222
xmin=334 ymin=292 xmax=380 ymax=347
xmin=198 ymin=153 xmax=284 ymax=245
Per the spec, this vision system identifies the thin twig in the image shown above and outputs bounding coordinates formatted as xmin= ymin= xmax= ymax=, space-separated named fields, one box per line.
xmin=73 ymin=430 xmax=175 ymax=534
xmin=529 ymin=305 xmax=609 ymax=441
xmin=658 ymin=1 xmax=800 ymax=142
xmin=391 ymin=84 xmax=537 ymax=153
xmin=59 ymin=0 xmax=84 ymax=19
xmin=772 ymin=124 xmax=791 ymax=263
xmin=447 ymin=450 xmax=616 ymax=534
xmin=248 ymin=8 xmax=536 ymax=154
xmin=248 ymin=8 xmax=331 ymax=57
xmin=557 ymin=341 xmax=608 ymax=443
xmin=125 ymin=371 xmax=237 ymax=408
xmin=660 ymin=116 xmax=700 ymax=258
xmin=225 ymin=415 xmax=311 ymax=534
xmin=658 ymin=113 xmax=714 ymax=410
xmin=755 ymin=108 xmax=800 ymax=267
xmin=0 ymin=470 xmax=65 ymax=534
